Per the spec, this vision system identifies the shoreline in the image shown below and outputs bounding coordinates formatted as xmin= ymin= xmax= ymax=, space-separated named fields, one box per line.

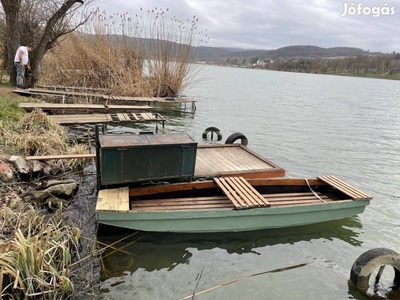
xmin=63 ymin=161 xmax=102 ymax=299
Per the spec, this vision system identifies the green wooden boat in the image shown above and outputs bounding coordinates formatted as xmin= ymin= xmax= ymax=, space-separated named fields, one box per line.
xmin=96 ymin=175 xmax=372 ymax=233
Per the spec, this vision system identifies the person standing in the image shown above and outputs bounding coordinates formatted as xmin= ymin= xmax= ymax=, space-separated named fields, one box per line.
xmin=14 ymin=45 xmax=33 ymax=89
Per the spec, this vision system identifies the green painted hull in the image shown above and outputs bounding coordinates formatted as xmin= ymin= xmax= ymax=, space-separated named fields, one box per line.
xmin=97 ymin=200 xmax=370 ymax=233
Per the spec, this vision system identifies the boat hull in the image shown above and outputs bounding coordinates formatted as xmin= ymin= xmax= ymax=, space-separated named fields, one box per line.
xmin=97 ymin=199 xmax=370 ymax=233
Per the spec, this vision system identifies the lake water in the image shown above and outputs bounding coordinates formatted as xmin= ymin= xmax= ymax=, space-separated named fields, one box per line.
xmin=97 ymin=65 xmax=400 ymax=299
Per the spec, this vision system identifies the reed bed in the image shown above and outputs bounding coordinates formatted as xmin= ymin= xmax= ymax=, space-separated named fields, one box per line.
xmin=0 ymin=206 xmax=81 ymax=299
xmin=39 ymin=7 xmax=208 ymax=97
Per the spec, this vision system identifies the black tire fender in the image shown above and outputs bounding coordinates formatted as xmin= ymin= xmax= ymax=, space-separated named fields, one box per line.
xmin=202 ymin=126 xmax=222 ymax=141
xmin=350 ymin=248 xmax=400 ymax=293
xmin=225 ymin=132 xmax=248 ymax=146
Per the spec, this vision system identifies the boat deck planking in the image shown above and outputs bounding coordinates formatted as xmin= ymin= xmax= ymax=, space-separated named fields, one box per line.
xmin=195 ymin=144 xmax=285 ymax=178
xmin=24 ymin=144 xmax=285 ymax=181
xmin=97 ymin=187 xmax=129 ymax=212
xmin=214 ymin=177 xmax=271 ymax=209
xmin=129 ymin=192 xmax=334 ymax=212
xmin=95 ymin=185 xmax=335 ymax=213
xmin=318 ymin=176 xmax=372 ymax=200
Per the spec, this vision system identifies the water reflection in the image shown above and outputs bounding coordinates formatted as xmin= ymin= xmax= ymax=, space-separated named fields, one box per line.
xmin=347 ymin=278 xmax=400 ymax=300
xmin=98 ymin=217 xmax=363 ymax=280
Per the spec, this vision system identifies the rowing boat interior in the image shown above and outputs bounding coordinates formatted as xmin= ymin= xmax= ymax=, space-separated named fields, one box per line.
xmin=127 ymin=176 xmax=371 ymax=212
xmin=96 ymin=176 xmax=371 ymax=213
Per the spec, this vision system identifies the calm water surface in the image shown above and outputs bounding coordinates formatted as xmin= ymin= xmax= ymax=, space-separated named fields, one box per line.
xmin=98 ymin=66 xmax=400 ymax=299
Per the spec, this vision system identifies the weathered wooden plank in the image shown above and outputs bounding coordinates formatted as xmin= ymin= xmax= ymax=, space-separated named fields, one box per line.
xmin=105 ymin=114 xmax=113 ymax=122
xmin=141 ymin=113 xmax=152 ymax=120
xmin=128 ymin=192 xmax=336 ymax=212
xmin=214 ymin=177 xmax=247 ymax=209
xmin=131 ymin=204 xmax=231 ymax=211
xmin=116 ymin=113 xmax=126 ymax=121
xmin=318 ymin=176 xmax=372 ymax=200
xmin=106 ymin=104 xmax=155 ymax=111
xmin=26 ymin=153 xmax=95 ymax=160
xmin=265 ymin=194 xmax=330 ymax=202
xmin=225 ymin=177 xmax=261 ymax=207
xmin=122 ymin=113 xmax=130 ymax=121
xmin=96 ymin=187 xmax=129 ymax=212
xmin=128 ymin=113 xmax=139 ymax=120
xmin=132 ymin=197 xmax=231 ymax=206
xmin=48 ymin=112 xmax=165 ymax=125
xmin=193 ymin=145 xmax=286 ymax=178
xmin=49 ymin=114 xmax=109 ymax=124
xmin=234 ymin=177 xmax=271 ymax=206
xmin=214 ymin=177 xmax=259 ymax=208
xmin=19 ymin=103 xmax=105 ymax=111
xmin=28 ymin=88 xmax=104 ymax=97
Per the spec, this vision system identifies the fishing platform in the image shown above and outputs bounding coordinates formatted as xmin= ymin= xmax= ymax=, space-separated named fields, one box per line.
xmin=18 ymin=102 xmax=155 ymax=113
xmin=49 ymin=112 xmax=165 ymax=130
xmin=18 ymin=102 xmax=165 ymax=131
xmin=14 ymin=86 xmax=197 ymax=109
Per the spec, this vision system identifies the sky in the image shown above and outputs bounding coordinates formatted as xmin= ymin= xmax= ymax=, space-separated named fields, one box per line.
xmin=92 ymin=0 xmax=400 ymax=53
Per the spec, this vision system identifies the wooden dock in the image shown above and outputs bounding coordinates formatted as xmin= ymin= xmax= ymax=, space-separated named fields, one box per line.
xmin=104 ymin=95 xmax=197 ymax=109
xmin=49 ymin=112 xmax=165 ymax=128
xmin=19 ymin=102 xmax=155 ymax=112
xmin=14 ymin=87 xmax=197 ymax=109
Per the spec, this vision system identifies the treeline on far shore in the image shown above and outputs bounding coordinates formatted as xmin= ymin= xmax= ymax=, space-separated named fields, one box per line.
xmin=219 ymin=53 xmax=400 ymax=79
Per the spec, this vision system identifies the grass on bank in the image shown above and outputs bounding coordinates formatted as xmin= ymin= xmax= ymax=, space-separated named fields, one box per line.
xmin=0 ymin=87 xmax=88 ymax=169
xmin=0 ymin=206 xmax=81 ymax=299
xmin=0 ymin=86 xmax=89 ymax=299
xmin=0 ymin=89 xmax=26 ymax=123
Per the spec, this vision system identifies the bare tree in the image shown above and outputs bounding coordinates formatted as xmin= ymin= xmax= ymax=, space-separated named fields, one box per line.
xmin=0 ymin=0 xmax=94 ymax=86
xmin=1 ymin=0 xmax=21 ymax=84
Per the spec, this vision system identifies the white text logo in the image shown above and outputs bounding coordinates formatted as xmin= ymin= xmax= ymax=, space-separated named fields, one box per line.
xmin=341 ymin=3 xmax=395 ymax=17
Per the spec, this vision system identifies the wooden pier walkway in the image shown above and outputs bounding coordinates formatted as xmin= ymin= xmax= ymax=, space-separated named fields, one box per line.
xmin=15 ymin=87 xmax=197 ymax=109
xmin=18 ymin=100 xmax=165 ymax=132
xmin=49 ymin=112 xmax=165 ymax=128
xmin=19 ymin=102 xmax=155 ymax=112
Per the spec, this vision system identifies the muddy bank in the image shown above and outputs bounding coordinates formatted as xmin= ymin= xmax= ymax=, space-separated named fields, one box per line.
xmin=62 ymin=161 xmax=104 ymax=299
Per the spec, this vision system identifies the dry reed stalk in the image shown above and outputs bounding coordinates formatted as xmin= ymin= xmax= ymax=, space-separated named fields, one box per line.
xmin=180 ymin=262 xmax=311 ymax=300
xmin=0 ymin=207 xmax=81 ymax=299
xmin=39 ymin=7 xmax=208 ymax=97
xmin=0 ymin=109 xmax=90 ymax=171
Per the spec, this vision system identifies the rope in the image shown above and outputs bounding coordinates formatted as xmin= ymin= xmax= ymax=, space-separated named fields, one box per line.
xmin=304 ymin=178 xmax=325 ymax=202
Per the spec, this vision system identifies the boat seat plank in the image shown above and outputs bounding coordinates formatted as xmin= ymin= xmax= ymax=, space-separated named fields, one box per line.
xmin=96 ymin=187 xmax=129 ymax=212
xmin=318 ymin=176 xmax=372 ymax=200
xmin=233 ymin=177 xmax=271 ymax=206
xmin=214 ymin=177 xmax=247 ymax=209
xmin=214 ymin=177 xmax=271 ymax=209
xmin=224 ymin=177 xmax=260 ymax=207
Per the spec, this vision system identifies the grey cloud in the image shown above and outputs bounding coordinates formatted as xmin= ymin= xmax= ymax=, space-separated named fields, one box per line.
xmin=94 ymin=0 xmax=400 ymax=52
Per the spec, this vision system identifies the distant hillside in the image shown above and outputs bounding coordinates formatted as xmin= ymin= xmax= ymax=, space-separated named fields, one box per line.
xmin=83 ymin=34 xmax=384 ymax=62
xmin=195 ymin=45 xmax=383 ymax=62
